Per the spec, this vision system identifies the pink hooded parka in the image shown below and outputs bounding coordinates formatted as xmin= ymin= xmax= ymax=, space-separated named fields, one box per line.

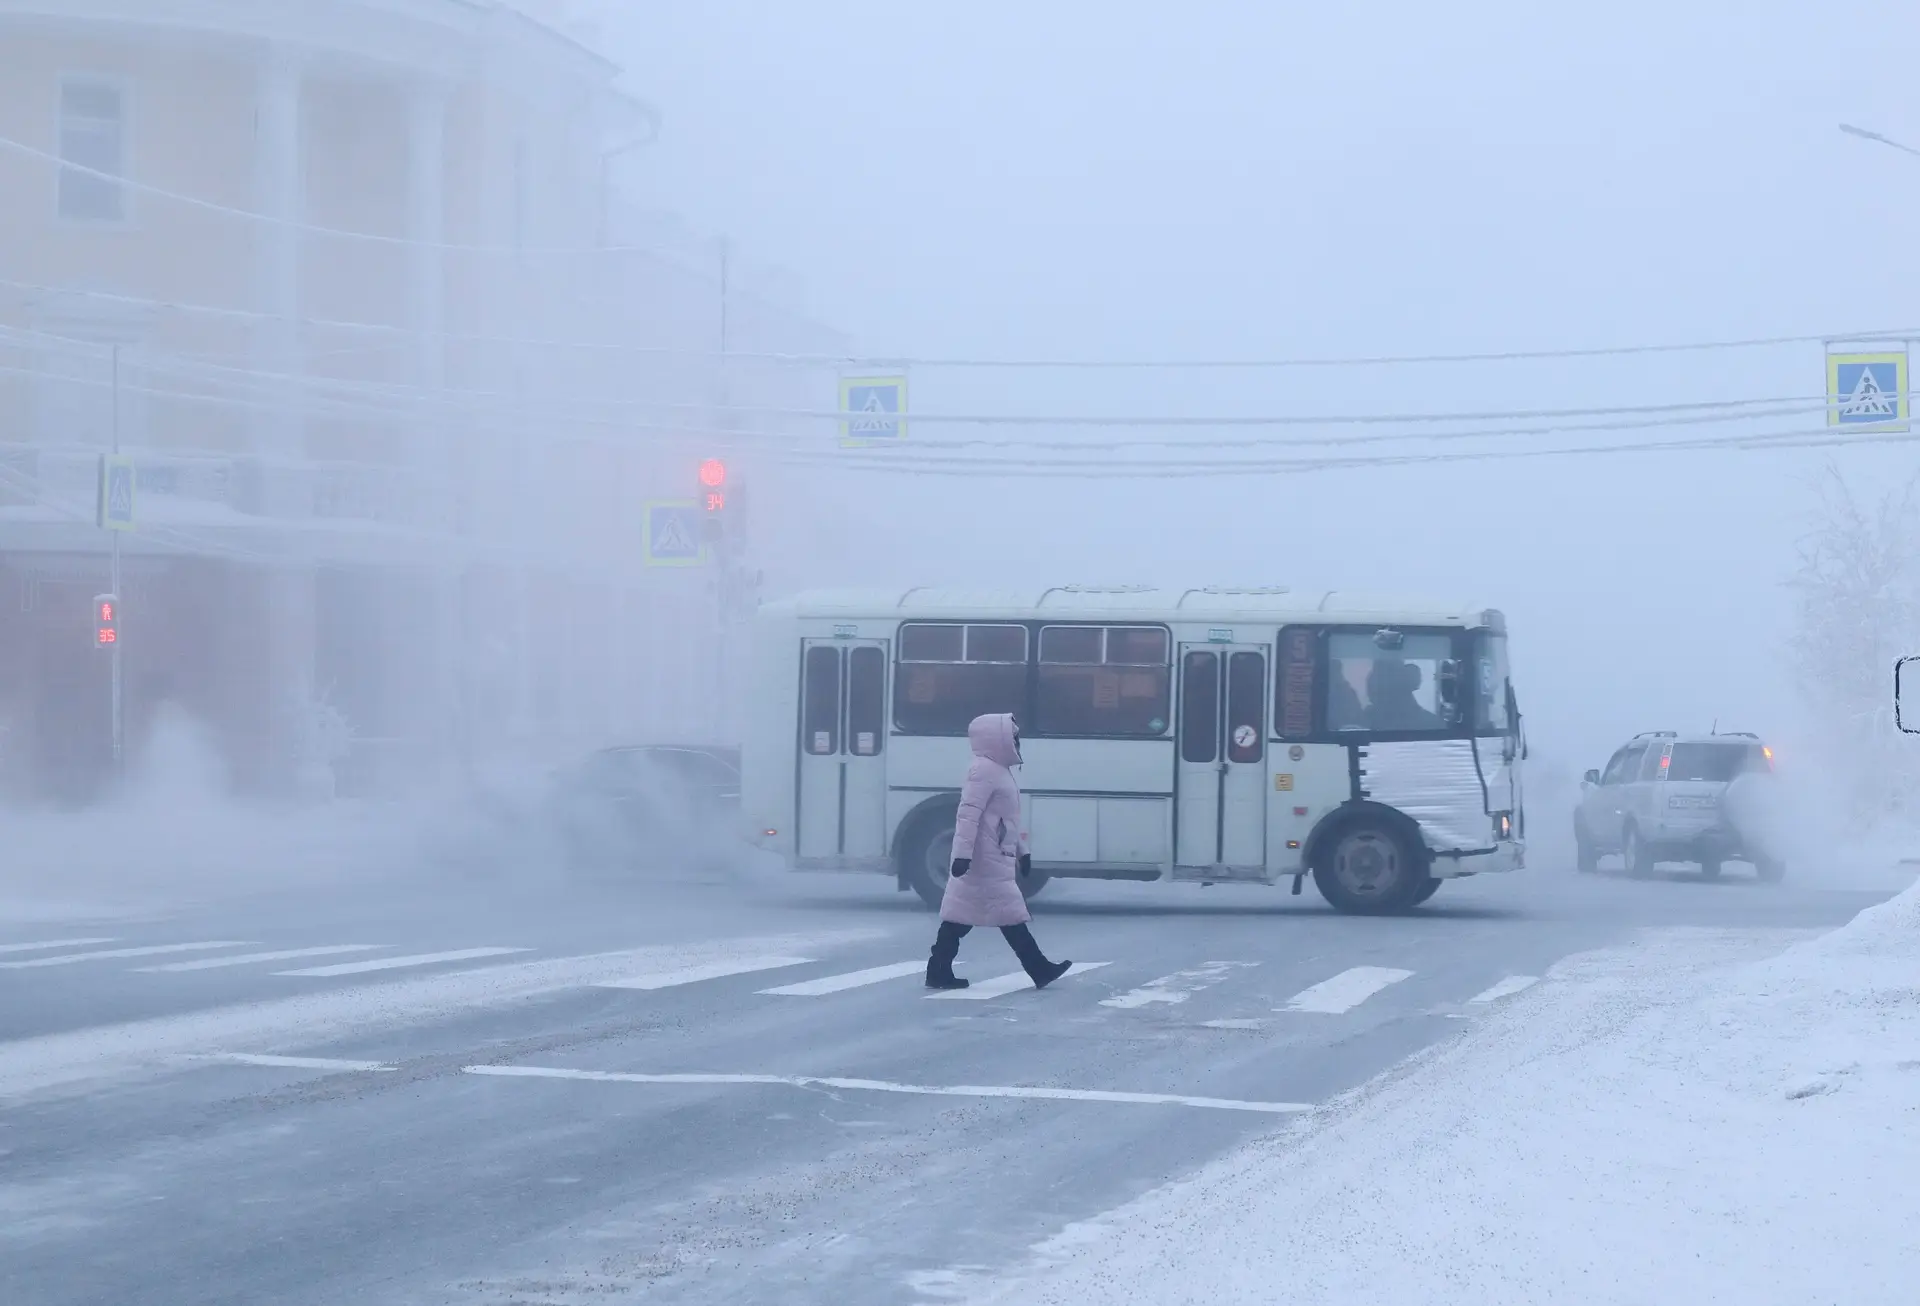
xmin=940 ymin=712 xmax=1031 ymax=927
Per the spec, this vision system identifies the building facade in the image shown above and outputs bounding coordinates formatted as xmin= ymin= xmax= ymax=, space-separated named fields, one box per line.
xmin=0 ymin=0 xmax=845 ymax=803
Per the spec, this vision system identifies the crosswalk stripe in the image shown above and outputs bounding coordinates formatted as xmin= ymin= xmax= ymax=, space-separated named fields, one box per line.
xmin=1281 ymin=966 xmax=1414 ymax=1014
xmin=1468 ymin=974 xmax=1540 ymax=1003
xmin=277 ymin=947 xmax=531 ymax=977
xmin=759 ymin=961 xmax=925 ymax=996
xmin=200 ymin=1053 xmax=392 ymax=1073
xmin=0 ymin=937 xmax=117 ymax=955
xmin=1102 ymin=961 xmax=1256 ymax=1009
xmin=926 ymin=961 xmax=1112 ymax=1001
xmin=0 ymin=942 xmax=254 ymax=970
xmin=595 ymin=955 xmax=813 ymax=991
xmin=136 ymin=946 xmax=386 ymax=973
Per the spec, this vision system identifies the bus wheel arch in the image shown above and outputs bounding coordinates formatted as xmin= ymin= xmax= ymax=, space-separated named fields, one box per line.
xmin=894 ymin=794 xmax=960 ymax=910
xmin=1304 ymin=802 xmax=1433 ymax=915
xmin=892 ymin=793 xmax=1050 ymax=910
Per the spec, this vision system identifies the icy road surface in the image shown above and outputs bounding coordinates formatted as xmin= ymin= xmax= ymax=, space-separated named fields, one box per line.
xmin=0 ymin=856 xmax=1904 ymax=1305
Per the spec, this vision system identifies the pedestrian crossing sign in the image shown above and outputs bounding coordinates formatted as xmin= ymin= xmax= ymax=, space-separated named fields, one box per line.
xmin=644 ymin=499 xmax=707 ymax=567
xmin=839 ymin=375 xmax=907 ymax=447
xmin=1827 ymin=349 xmax=1908 ymax=431
xmin=97 ymin=454 xmax=136 ymax=531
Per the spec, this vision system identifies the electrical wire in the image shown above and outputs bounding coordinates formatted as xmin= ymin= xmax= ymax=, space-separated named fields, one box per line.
xmin=0 ymin=324 xmax=1878 ymax=453
xmin=798 ymin=423 xmax=1920 ymax=478
xmin=0 ymin=133 xmax=665 ymax=259
xmin=0 ymin=269 xmax=1908 ymax=371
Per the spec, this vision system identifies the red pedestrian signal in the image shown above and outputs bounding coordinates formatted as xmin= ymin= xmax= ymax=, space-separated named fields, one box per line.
xmin=94 ymin=593 xmax=118 ymax=647
xmin=698 ymin=458 xmax=728 ymax=490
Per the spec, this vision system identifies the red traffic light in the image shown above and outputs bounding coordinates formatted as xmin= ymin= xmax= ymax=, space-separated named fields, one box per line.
xmin=93 ymin=592 xmax=118 ymax=647
xmin=698 ymin=458 xmax=728 ymax=489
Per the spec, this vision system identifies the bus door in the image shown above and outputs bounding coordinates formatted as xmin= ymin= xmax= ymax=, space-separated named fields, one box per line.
xmin=1175 ymin=644 xmax=1270 ymax=871
xmin=797 ymin=640 xmax=890 ymax=861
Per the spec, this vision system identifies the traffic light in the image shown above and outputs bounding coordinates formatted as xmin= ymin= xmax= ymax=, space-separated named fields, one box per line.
xmin=699 ymin=458 xmax=728 ymax=544
xmin=93 ymin=593 xmax=118 ymax=647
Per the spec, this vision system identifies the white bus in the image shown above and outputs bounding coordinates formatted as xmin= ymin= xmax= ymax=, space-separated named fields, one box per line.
xmin=740 ymin=586 xmax=1525 ymax=915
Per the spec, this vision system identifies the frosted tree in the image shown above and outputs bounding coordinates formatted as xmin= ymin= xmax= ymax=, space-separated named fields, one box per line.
xmin=1785 ymin=464 xmax=1920 ymax=823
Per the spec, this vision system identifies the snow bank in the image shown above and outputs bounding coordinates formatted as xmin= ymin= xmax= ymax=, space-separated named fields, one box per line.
xmin=956 ymin=885 xmax=1920 ymax=1306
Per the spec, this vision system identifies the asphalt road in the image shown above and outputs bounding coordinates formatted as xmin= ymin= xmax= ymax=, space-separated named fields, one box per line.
xmin=0 ymin=851 xmax=1902 ymax=1306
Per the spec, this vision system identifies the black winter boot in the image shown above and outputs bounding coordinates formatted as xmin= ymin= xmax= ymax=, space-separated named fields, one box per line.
xmin=1002 ymin=924 xmax=1072 ymax=990
xmin=926 ymin=922 xmax=970 ymax=990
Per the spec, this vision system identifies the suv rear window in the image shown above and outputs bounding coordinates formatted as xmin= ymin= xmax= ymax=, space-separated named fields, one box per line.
xmin=1665 ymin=742 xmax=1766 ymax=782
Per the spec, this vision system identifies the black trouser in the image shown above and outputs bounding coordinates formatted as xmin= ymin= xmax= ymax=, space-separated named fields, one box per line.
xmin=929 ymin=919 xmax=1049 ymax=980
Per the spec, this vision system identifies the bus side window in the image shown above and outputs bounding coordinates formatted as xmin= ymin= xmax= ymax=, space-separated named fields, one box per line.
xmin=894 ymin=622 xmax=1029 ymax=734
xmin=847 ymin=646 xmax=885 ymax=756
xmin=803 ymin=645 xmax=841 ymax=755
xmin=1275 ymin=626 xmax=1320 ymax=738
xmin=1180 ymin=651 xmax=1219 ymax=763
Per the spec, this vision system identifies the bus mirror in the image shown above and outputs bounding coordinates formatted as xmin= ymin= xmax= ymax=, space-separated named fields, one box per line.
xmin=1899 ymin=657 xmax=1920 ymax=735
xmin=1373 ymin=628 xmax=1405 ymax=651
xmin=1435 ymin=659 xmax=1461 ymax=708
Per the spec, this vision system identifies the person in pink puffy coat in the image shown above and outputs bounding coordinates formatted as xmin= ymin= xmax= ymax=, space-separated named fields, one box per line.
xmin=925 ymin=712 xmax=1073 ymax=991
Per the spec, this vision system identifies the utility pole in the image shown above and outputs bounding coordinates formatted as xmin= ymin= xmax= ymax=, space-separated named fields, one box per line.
xmin=109 ymin=344 xmax=123 ymax=776
xmin=713 ymin=237 xmax=732 ymax=743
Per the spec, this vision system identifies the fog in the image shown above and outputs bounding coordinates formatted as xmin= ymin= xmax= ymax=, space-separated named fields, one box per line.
xmin=600 ymin=0 xmax=1918 ymax=811
xmin=4 ymin=0 xmax=1919 ymax=879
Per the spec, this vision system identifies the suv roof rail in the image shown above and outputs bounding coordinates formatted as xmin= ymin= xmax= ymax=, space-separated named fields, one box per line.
xmin=1718 ymin=731 xmax=1760 ymax=739
xmin=1632 ymin=730 xmax=1678 ymax=739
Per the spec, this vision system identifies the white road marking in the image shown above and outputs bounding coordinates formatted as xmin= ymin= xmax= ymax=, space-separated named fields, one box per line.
xmin=463 ymin=1064 xmax=1313 ymax=1115
xmin=1101 ymin=961 xmax=1256 ymax=1009
xmin=136 ymin=945 xmax=386 ymax=973
xmin=1280 ymin=966 xmax=1415 ymax=1014
xmin=199 ymin=1053 xmax=392 ymax=1073
xmin=926 ymin=961 xmax=1112 ymax=1001
xmin=595 ymin=955 xmax=813 ymax=991
xmin=0 ymin=942 xmax=255 ymax=970
xmin=759 ymin=961 xmax=924 ymax=996
xmin=1201 ymin=1018 xmax=1266 ymax=1030
xmin=1468 ymin=974 xmax=1540 ymax=1004
xmin=0 ymin=937 xmax=117 ymax=955
xmin=0 ymin=929 xmax=883 ymax=1104
xmin=277 ymin=948 xmax=531 ymax=977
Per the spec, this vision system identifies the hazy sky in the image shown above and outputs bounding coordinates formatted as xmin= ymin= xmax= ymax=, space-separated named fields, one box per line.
xmin=605 ymin=0 xmax=1919 ymax=773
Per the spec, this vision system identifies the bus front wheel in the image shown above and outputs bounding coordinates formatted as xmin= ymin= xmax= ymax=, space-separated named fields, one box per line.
xmin=1312 ymin=821 xmax=1428 ymax=915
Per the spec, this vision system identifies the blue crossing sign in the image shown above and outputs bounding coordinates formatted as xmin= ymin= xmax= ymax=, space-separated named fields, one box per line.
xmin=839 ymin=375 xmax=907 ymax=447
xmin=644 ymin=499 xmax=707 ymax=567
xmin=1827 ymin=349 xmax=1908 ymax=431
xmin=97 ymin=454 xmax=136 ymax=531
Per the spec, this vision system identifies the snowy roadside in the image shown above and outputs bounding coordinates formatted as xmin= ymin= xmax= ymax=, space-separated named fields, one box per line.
xmin=950 ymin=881 xmax=1920 ymax=1306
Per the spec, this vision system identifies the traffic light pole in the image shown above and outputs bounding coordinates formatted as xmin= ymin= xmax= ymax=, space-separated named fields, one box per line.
xmin=109 ymin=344 xmax=123 ymax=776
xmin=713 ymin=240 xmax=732 ymax=743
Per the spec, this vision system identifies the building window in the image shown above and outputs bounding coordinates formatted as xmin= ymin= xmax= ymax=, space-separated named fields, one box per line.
xmin=58 ymin=78 xmax=127 ymax=223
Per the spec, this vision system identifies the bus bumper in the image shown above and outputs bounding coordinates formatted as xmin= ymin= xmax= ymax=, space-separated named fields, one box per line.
xmin=1432 ymin=839 xmax=1524 ymax=878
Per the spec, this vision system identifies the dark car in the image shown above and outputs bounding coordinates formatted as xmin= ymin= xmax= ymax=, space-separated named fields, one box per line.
xmin=549 ymin=744 xmax=742 ymax=870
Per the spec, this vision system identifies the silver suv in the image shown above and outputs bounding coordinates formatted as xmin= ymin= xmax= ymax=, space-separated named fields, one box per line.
xmin=1573 ymin=731 xmax=1783 ymax=881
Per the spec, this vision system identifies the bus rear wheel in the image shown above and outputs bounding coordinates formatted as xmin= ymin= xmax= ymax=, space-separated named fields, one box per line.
xmin=1312 ymin=821 xmax=1427 ymax=915
xmin=899 ymin=804 xmax=1049 ymax=910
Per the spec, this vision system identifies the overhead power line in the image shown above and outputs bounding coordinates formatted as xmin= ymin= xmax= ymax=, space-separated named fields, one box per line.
xmin=0 ymin=271 xmax=1908 ymax=371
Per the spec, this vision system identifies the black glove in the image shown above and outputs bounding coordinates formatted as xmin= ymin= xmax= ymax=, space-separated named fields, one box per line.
xmin=950 ymin=858 xmax=970 ymax=878
xmin=1018 ymin=853 xmax=1032 ymax=879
